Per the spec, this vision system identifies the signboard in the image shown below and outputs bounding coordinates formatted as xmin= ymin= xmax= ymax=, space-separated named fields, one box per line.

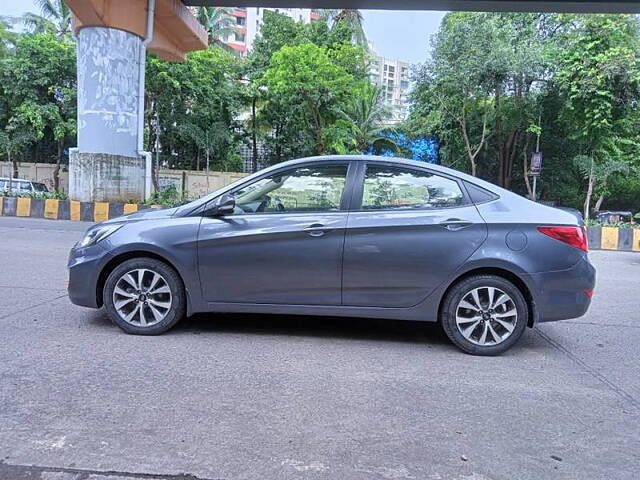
xmin=530 ymin=152 xmax=543 ymax=175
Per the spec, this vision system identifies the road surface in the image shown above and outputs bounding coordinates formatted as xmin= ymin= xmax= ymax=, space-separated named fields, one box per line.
xmin=0 ymin=217 xmax=638 ymax=480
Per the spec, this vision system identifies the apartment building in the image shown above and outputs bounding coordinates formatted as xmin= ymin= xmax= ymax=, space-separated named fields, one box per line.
xmin=225 ymin=7 xmax=321 ymax=55
xmin=369 ymin=53 xmax=412 ymax=123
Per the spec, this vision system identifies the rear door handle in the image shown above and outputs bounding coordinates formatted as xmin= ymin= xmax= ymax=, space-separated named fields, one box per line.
xmin=440 ymin=219 xmax=473 ymax=231
xmin=305 ymin=223 xmax=328 ymax=237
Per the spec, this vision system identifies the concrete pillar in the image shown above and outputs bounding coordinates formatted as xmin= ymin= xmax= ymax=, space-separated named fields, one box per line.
xmin=70 ymin=27 xmax=146 ymax=202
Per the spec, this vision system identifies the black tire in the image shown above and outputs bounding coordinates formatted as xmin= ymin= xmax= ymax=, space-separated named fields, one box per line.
xmin=440 ymin=275 xmax=528 ymax=356
xmin=103 ymin=258 xmax=186 ymax=335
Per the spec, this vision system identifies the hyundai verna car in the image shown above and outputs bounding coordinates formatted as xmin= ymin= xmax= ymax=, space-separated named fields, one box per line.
xmin=68 ymin=156 xmax=595 ymax=355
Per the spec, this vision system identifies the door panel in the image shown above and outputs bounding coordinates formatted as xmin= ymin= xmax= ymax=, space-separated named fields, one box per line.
xmin=342 ymin=207 xmax=487 ymax=307
xmin=197 ymin=162 xmax=353 ymax=306
xmin=198 ymin=213 xmax=347 ymax=305
xmin=342 ymin=163 xmax=487 ymax=308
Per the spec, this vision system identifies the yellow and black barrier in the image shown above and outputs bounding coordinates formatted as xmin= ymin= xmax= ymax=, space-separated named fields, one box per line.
xmin=586 ymin=226 xmax=640 ymax=252
xmin=0 ymin=197 xmax=162 ymax=222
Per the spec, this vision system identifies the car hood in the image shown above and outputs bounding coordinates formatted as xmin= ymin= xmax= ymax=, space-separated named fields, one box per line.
xmin=102 ymin=206 xmax=180 ymax=224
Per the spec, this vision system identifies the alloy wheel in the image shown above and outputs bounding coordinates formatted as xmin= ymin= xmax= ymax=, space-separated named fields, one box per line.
xmin=455 ymin=286 xmax=518 ymax=346
xmin=112 ymin=269 xmax=173 ymax=327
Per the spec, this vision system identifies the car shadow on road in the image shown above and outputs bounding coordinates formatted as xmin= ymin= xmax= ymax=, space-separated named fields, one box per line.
xmin=85 ymin=309 xmax=542 ymax=354
xmin=174 ymin=312 xmax=452 ymax=347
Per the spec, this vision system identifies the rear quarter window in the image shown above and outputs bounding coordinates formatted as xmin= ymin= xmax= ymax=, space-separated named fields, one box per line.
xmin=464 ymin=181 xmax=499 ymax=204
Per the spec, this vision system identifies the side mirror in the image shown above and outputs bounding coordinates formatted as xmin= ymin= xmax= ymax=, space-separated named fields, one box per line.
xmin=211 ymin=193 xmax=236 ymax=216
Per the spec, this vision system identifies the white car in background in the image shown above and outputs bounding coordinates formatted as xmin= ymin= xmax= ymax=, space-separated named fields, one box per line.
xmin=0 ymin=177 xmax=49 ymax=194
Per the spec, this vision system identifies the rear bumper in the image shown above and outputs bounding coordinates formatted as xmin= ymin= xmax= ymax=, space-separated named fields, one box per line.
xmin=67 ymin=243 xmax=111 ymax=309
xmin=525 ymin=256 xmax=596 ymax=323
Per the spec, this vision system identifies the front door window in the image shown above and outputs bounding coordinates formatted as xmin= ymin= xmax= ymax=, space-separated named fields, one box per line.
xmin=233 ymin=164 xmax=348 ymax=214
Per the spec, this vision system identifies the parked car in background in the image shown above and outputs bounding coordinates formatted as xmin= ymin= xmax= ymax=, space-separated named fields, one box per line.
xmin=592 ymin=211 xmax=633 ymax=224
xmin=555 ymin=207 xmax=584 ymax=225
xmin=0 ymin=177 xmax=49 ymax=194
xmin=68 ymin=156 xmax=596 ymax=356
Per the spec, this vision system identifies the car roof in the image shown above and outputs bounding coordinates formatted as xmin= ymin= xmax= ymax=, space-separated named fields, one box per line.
xmin=0 ymin=177 xmax=32 ymax=182
xmin=595 ymin=210 xmax=632 ymax=215
xmin=281 ymin=155 xmax=507 ymax=193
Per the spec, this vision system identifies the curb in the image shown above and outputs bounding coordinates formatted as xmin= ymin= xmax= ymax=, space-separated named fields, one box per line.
xmin=586 ymin=226 xmax=640 ymax=252
xmin=0 ymin=197 xmax=162 ymax=222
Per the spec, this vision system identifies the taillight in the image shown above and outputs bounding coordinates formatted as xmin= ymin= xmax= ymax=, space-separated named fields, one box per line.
xmin=537 ymin=226 xmax=588 ymax=252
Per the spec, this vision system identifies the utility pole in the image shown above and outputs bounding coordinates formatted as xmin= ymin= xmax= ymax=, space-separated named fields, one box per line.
xmin=531 ymin=112 xmax=542 ymax=202
xmin=154 ymin=109 xmax=160 ymax=194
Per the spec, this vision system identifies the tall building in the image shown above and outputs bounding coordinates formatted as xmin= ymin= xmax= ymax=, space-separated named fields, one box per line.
xmin=369 ymin=53 xmax=412 ymax=124
xmin=225 ymin=8 xmax=321 ymax=55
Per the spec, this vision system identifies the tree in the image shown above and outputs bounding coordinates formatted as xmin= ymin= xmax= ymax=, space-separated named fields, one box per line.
xmin=338 ymin=83 xmax=395 ymax=152
xmin=12 ymin=0 xmax=72 ymax=36
xmin=414 ymin=13 xmax=499 ymax=176
xmin=146 ymin=47 xmax=243 ymax=175
xmin=0 ymin=33 xmax=76 ymax=187
xmin=413 ymin=13 xmax=552 ymax=183
xmin=195 ymin=7 xmax=237 ymax=50
xmin=0 ymin=128 xmax=36 ymax=187
xmin=243 ymin=11 xmax=367 ymax=163
xmin=261 ymin=43 xmax=356 ymax=155
xmin=323 ymin=9 xmax=368 ymax=48
xmin=178 ymin=123 xmax=232 ymax=190
xmin=0 ymin=18 xmax=18 ymax=56
xmin=556 ymin=14 xmax=640 ymax=218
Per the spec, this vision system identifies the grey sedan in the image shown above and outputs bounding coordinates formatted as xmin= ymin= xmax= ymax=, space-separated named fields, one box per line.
xmin=68 ymin=156 xmax=595 ymax=355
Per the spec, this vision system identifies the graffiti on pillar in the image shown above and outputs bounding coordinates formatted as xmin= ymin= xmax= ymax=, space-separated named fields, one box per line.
xmin=77 ymin=27 xmax=141 ymax=157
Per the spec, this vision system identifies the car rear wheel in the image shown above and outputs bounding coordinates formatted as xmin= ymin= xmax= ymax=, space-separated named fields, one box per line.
xmin=104 ymin=258 xmax=186 ymax=335
xmin=440 ymin=275 xmax=528 ymax=356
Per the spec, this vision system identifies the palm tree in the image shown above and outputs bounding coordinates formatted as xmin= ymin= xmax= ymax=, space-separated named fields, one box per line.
xmin=0 ymin=17 xmax=18 ymax=55
xmin=339 ymin=83 xmax=396 ymax=153
xmin=195 ymin=7 xmax=237 ymax=50
xmin=322 ymin=9 xmax=368 ymax=49
xmin=16 ymin=0 xmax=71 ymax=36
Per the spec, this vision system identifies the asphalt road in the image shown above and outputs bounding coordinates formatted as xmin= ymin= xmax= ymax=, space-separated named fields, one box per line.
xmin=0 ymin=216 xmax=639 ymax=480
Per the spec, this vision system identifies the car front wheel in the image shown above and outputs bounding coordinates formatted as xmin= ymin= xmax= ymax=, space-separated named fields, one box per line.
xmin=103 ymin=258 xmax=186 ymax=335
xmin=440 ymin=275 xmax=528 ymax=356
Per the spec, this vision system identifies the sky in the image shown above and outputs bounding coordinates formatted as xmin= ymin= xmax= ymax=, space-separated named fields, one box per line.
xmin=1 ymin=0 xmax=445 ymax=65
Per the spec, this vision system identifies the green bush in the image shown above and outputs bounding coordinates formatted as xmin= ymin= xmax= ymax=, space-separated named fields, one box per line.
xmin=585 ymin=219 xmax=639 ymax=229
xmin=144 ymin=186 xmax=187 ymax=208
xmin=1 ymin=190 xmax=68 ymax=200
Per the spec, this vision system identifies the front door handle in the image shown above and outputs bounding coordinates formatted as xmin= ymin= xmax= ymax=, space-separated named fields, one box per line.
xmin=440 ymin=219 xmax=473 ymax=231
xmin=305 ymin=223 xmax=328 ymax=237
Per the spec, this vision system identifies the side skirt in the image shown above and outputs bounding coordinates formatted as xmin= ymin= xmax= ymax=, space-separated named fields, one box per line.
xmin=199 ymin=302 xmax=438 ymax=322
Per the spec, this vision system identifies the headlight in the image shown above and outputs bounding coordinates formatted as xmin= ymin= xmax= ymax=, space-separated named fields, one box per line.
xmin=76 ymin=224 xmax=123 ymax=249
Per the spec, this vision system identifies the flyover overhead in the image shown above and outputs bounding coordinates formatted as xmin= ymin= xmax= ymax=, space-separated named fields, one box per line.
xmin=183 ymin=0 xmax=640 ymax=14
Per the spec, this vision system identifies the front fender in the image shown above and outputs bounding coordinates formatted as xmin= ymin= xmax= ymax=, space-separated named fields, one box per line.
xmin=100 ymin=217 xmax=203 ymax=314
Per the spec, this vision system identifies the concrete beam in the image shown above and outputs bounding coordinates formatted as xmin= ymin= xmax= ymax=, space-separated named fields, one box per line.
xmin=66 ymin=0 xmax=207 ymax=62
xmin=182 ymin=1 xmax=640 ymax=14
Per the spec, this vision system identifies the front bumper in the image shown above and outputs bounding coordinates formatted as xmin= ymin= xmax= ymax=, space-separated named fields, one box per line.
xmin=525 ymin=256 xmax=596 ymax=323
xmin=67 ymin=243 xmax=112 ymax=309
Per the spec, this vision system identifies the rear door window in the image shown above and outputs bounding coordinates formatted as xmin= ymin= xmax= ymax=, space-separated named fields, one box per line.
xmin=361 ymin=164 xmax=466 ymax=210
